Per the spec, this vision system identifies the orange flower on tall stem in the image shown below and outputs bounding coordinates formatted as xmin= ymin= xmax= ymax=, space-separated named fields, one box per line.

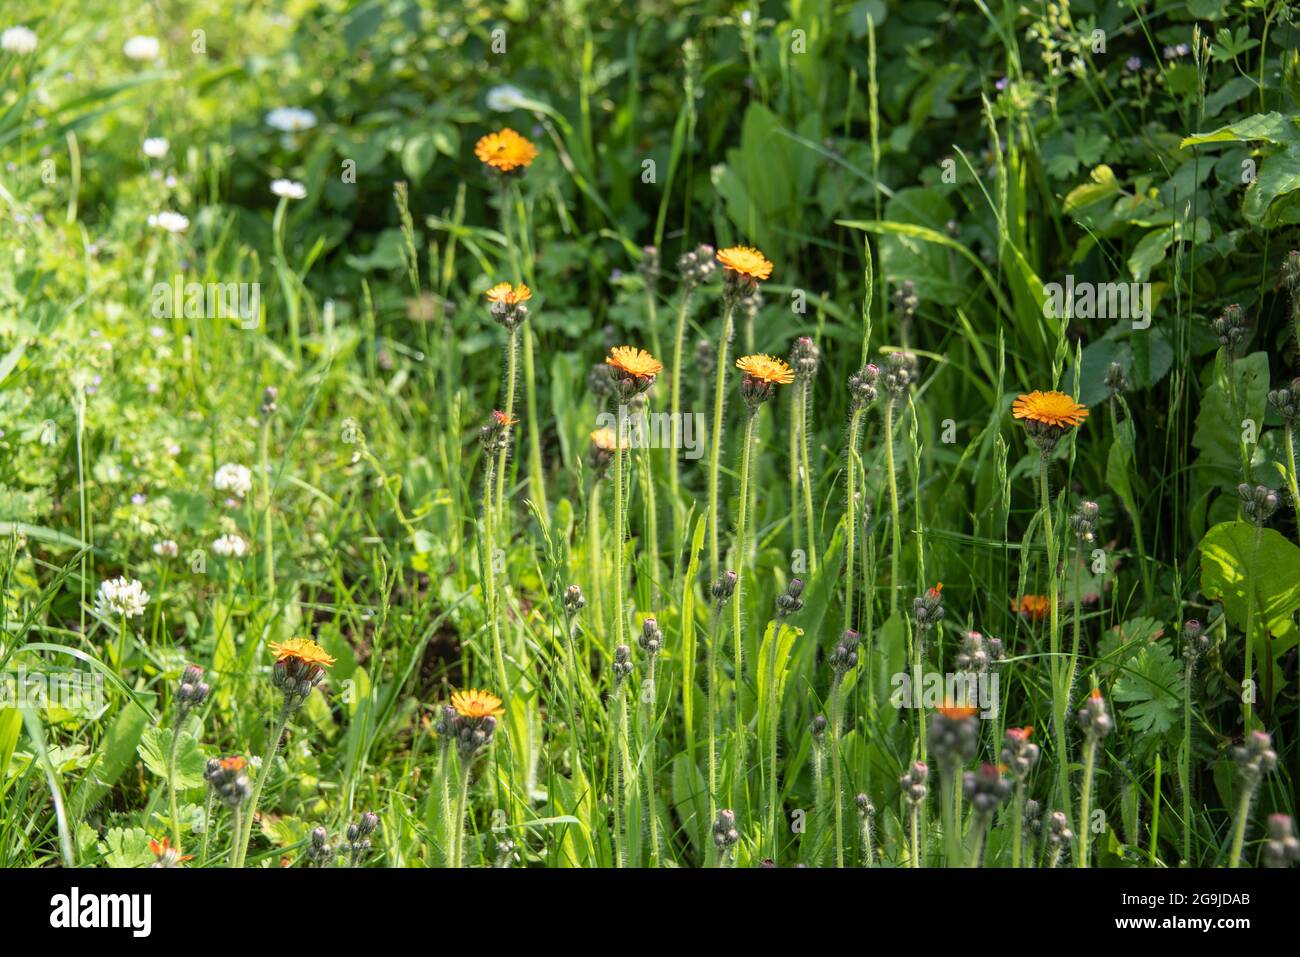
xmin=474 ymin=128 xmax=539 ymax=173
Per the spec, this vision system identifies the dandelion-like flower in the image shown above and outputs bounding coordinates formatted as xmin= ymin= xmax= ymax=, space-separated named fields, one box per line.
xmin=451 ymin=688 xmax=506 ymax=719
xmin=123 ymin=35 xmax=161 ymax=61
xmin=143 ymin=137 xmax=169 ymax=159
xmin=213 ymin=462 xmax=253 ymax=498
xmin=485 ymin=281 xmax=531 ymax=329
xmin=265 ymin=107 xmax=317 ymax=132
xmin=716 ymin=246 xmax=773 ymax=281
xmin=474 ymin=128 xmax=539 ymax=173
xmin=95 ymin=577 xmax=150 ymax=619
xmin=606 ymin=346 xmax=662 ymax=399
xmin=1013 ymin=389 xmax=1088 ymax=454
xmin=269 ymin=638 xmax=335 ymax=705
xmin=1 ymin=26 xmax=38 ymax=54
xmin=1012 ymin=593 xmax=1050 ymax=621
xmin=736 ymin=353 xmax=793 ymax=409
xmin=270 ymin=178 xmax=306 ymax=200
xmin=211 ymin=533 xmax=248 ymax=557
xmin=148 ymin=211 xmax=189 ymax=233
xmin=439 ymin=688 xmax=504 ymax=757
xmin=148 ymin=836 xmax=192 ymax=868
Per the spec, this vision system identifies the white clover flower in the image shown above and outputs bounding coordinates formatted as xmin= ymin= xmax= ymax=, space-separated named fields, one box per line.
xmin=1 ymin=26 xmax=38 ymax=54
xmin=485 ymin=84 xmax=526 ymax=112
xmin=148 ymin=211 xmax=189 ymax=233
xmin=270 ymin=178 xmax=306 ymax=200
xmin=213 ymin=462 xmax=252 ymax=498
xmin=143 ymin=137 xmax=170 ymax=159
xmin=265 ymin=107 xmax=317 ymax=132
xmin=152 ymin=539 xmax=179 ymax=558
xmin=122 ymin=35 xmax=160 ymax=61
xmin=95 ymin=577 xmax=150 ymax=618
xmin=212 ymin=533 xmax=247 ymax=557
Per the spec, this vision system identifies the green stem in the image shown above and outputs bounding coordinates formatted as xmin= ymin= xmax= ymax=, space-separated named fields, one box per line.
xmin=199 ymin=791 xmax=215 ymax=867
xmin=260 ymin=416 xmax=275 ymax=596
xmin=829 ymin=674 xmax=846 ymax=868
xmin=707 ymin=304 xmax=735 ymax=580
xmin=233 ymin=702 xmax=291 ymax=869
xmin=668 ymin=291 xmax=692 ymax=544
xmin=1227 ymin=780 xmax=1255 ymax=868
xmin=613 ymin=415 xmax=627 ymax=655
xmin=1077 ymin=737 xmax=1097 ymax=868
xmin=493 ymin=328 xmax=519 ymax=527
xmin=884 ymin=400 xmax=902 ymax=618
xmin=645 ymin=656 xmax=661 ymax=867
xmin=1182 ymin=658 xmax=1194 ymax=865
xmin=731 ymin=411 xmax=756 ymax=790
xmin=450 ymin=758 xmax=473 ymax=868
xmin=799 ymin=380 xmax=818 ymax=574
xmin=1011 ymin=784 xmax=1025 ymax=868
xmin=845 ymin=407 xmax=865 ymax=635
xmin=1243 ymin=523 xmax=1262 ymax=730
xmin=166 ymin=717 xmax=183 ymax=849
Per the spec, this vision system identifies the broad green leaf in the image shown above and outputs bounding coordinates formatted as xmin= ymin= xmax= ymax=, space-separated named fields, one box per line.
xmin=1180 ymin=112 xmax=1298 ymax=148
xmin=137 ymin=723 xmax=207 ymax=789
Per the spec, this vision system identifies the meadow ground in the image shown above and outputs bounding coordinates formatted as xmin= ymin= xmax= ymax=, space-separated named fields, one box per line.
xmin=1 ymin=0 xmax=1299 ymax=873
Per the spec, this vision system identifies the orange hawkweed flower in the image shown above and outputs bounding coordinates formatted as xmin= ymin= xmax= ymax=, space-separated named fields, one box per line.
xmin=268 ymin=637 xmax=336 ymax=668
xmin=1012 ymin=594 xmax=1051 ymax=621
xmin=936 ymin=701 xmax=980 ymax=720
xmin=716 ymin=245 xmax=773 ymax=281
xmin=217 ymin=756 xmax=247 ymax=772
xmin=1012 ymin=390 xmax=1089 ymax=429
xmin=451 ymin=688 xmax=506 ymax=719
xmin=606 ymin=345 xmax=663 ymax=378
xmin=485 ymin=281 xmax=531 ymax=306
xmin=474 ymin=128 xmax=539 ymax=173
xmin=491 ymin=410 xmax=519 ymax=427
xmin=735 ymin=354 xmax=795 ymax=385
xmin=149 ymin=837 xmax=193 ymax=864
xmin=590 ymin=427 xmax=618 ymax=451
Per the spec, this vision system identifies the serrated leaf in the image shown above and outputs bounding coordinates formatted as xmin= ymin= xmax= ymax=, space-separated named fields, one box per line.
xmin=1113 ymin=642 xmax=1184 ymax=739
xmin=137 ymin=723 xmax=207 ymax=789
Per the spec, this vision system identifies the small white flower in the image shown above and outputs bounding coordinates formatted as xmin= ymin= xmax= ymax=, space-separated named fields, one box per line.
xmin=95 ymin=577 xmax=150 ymax=618
xmin=485 ymin=84 xmax=526 ymax=112
xmin=143 ymin=137 xmax=169 ymax=159
xmin=1 ymin=26 xmax=38 ymax=54
xmin=270 ymin=178 xmax=306 ymax=200
xmin=152 ymin=539 xmax=179 ymax=558
xmin=212 ymin=533 xmax=247 ymax=557
xmin=148 ymin=211 xmax=189 ymax=233
xmin=122 ymin=35 xmax=160 ymax=61
xmin=213 ymin=462 xmax=253 ymax=498
xmin=265 ymin=107 xmax=317 ymax=132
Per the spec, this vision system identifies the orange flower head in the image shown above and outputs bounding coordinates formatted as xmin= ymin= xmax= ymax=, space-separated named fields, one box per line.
xmin=485 ymin=281 xmax=531 ymax=306
xmin=451 ymin=688 xmax=506 ymax=719
xmin=937 ymin=701 xmax=980 ymax=721
xmin=491 ymin=410 xmax=518 ymax=427
xmin=149 ymin=836 xmax=194 ymax=863
xmin=590 ymin=427 xmax=618 ymax=452
xmin=1012 ymin=390 xmax=1089 ymax=429
xmin=606 ymin=346 xmax=663 ymax=378
xmin=1007 ymin=726 xmax=1034 ymax=741
xmin=736 ymin=354 xmax=795 ymax=385
xmin=218 ymin=756 xmax=247 ymax=772
xmin=927 ymin=582 xmax=944 ymax=599
xmin=1012 ymin=594 xmax=1051 ymax=620
xmin=268 ymin=637 xmax=336 ymax=668
xmin=716 ymin=245 xmax=773 ymax=281
xmin=474 ymin=128 xmax=539 ymax=173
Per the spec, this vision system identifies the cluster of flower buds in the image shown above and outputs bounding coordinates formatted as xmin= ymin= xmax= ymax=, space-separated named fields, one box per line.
xmin=695 ymin=338 xmax=716 ymax=378
xmin=955 ymin=630 xmax=1002 ymax=673
xmin=677 ymin=244 xmax=717 ymax=291
xmin=639 ymin=245 xmax=660 ymax=286
xmin=494 ymin=837 xmax=517 ymax=868
xmin=722 ymin=264 xmax=760 ymax=305
xmin=855 ymin=792 xmax=875 ymax=818
xmin=881 ymin=352 xmax=917 ymax=397
xmin=1023 ymin=798 xmax=1042 ymax=836
xmin=912 ymin=583 xmax=945 ymax=632
xmin=739 ymin=367 xmax=779 ymax=409
xmin=1045 ymin=810 xmax=1074 ymax=849
xmin=480 ymin=410 xmax=516 ymax=455
xmin=611 ymin=369 xmax=657 ymax=404
xmin=1211 ymin=303 xmax=1248 ymax=350
xmin=563 ymin=584 xmax=586 ymax=616
xmin=848 ymin=363 xmax=880 ymax=407
xmin=612 ymin=644 xmax=633 ymax=685
xmin=1104 ymin=361 xmax=1128 ymax=397
xmin=1267 ymin=378 xmax=1300 ymax=424
xmin=713 ymin=809 xmax=739 ymax=853
xmin=345 ymin=811 xmax=379 ymax=865
xmin=1182 ymin=619 xmax=1209 ymax=664
xmin=963 ymin=763 xmax=1011 ymax=818
xmin=775 ymin=578 xmax=804 ymax=618
xmin=205 ymin=756 xmax=252 ymax=808
xmin=435 ymin=705 xmax=498 ymax=758
xmin=710 ymin=570 xmax=738 ymax=606
xmin=810 ymin=714 xmax=828 ymax=742
xmin=488 ymin=293 xmax=529 ymax=331
xmin=638 ymin=618 xmax=663 ymax=658
xmin=1000 ymin=726 xmax=1040 ymax=782
xmin=1264 ymin=814 xmax=1300 ymax=868
xmin=790 ymin=336 xmax=820 ymax=382
xmin=737 ymin=288 xmax=763 ymax=326
xmin=828 ymin=629 xmax=861 ymax=675
xmin=306 ymin=825 xmax=333 ymax=866
xmin=1069 ymin=500 xmax=1100 ymax=544
xmin=1076 ymin=689 xmax=1113 ymax=740
xmin=1237 ymin=483 xmax=1280 ymax=525
xmin=929 ymin=707 xmax=979 ymax=769
xmin=177 ymin=664 xmax=210 ymax=716
xmin=260 ymin=385 xmax=279 ymax=418
xmin=272 ymin=656 xmax=329 ymax=708
xmin=1231 ymin=730 xmax=1278 ymax=782
xmin=892 ymin=280 xmax=918 ymax=326
xmin=900 ymin=761 xmax=929 ymax=807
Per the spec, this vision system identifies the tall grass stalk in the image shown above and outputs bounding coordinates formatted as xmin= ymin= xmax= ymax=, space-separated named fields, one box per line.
xmin=707 ymin=303 xmax=735 ymax=579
